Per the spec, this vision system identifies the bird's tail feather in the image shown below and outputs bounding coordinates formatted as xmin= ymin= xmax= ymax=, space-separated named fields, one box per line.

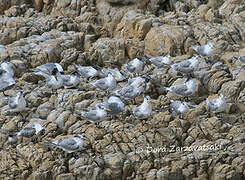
xmin=74 ymin=110 xmax=86 ymax=118
xmin=186 ymin=102 xmax=196 ymax=108
xmin=43 ymin=141 xmax=57 ymax=148
xmin=192 ymin=45 xmax=198 ymax=52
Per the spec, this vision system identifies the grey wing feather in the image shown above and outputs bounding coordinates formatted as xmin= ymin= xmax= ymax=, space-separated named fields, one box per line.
xmin=58 ymin=138 xmax=79 ymax=151
xmin=133 ymin=107 xmax=143 ymax=118
xmin=62 ymin=75 xmax=72 ymax=86
xmin=171 ymin=84 xmax=188 ymax=96
xmin=175 ymin=61 xmax=193 ymax=73
xmin=77 ymin=68 xmax=91 ymax=78
xmin=120 ymin=86 xmax=135 ymax=98
xmin=207 ymin=100 xmax=218 ymax=111
xmin=152 ymin=59 xmax=164 ymax=67
xmin=126 ymin=63 xmax=136 ymax=73
xmin=36 ymin=64 xmax=54 ymax=74
xmin=80 ymin=69 xmax=89 ymax=77
xmin=19 ymin=127 xmax=36 ymax=137
xmin=9 ymin=100 xmax=18 ymax=109
xmin=95 ymin=80 xmax=108 ymax=90
xmin=108 ymin=103 xmax=121 ymax=114
xmin=170 ymin=102 xmax=179 ymax=111
xmin=83 ymin=111 xmax=99 ymax=121
xmin=179 ymin=60 xmax=191 ymax=67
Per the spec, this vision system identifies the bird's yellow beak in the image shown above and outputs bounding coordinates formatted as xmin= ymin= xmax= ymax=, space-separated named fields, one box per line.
xmin=104 ymin=108 xmax=112 ymax=112
xmin=82 ymin=137 xmax=89 ymax=141
xmin=148 ymin=100 xmax=153 ymax=107
xmin=112 ymin=74 xmax=119 ymax=79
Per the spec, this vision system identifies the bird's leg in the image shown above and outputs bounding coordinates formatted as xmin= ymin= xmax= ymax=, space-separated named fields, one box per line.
xmin=60 ymin=152 xmax=69 ymax=167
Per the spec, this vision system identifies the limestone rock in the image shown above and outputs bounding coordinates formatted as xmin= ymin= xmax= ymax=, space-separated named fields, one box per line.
xmin=145 ymin=25 xmax=193 ymax=56
xmin=103 ymin=152 xmax=126 ymax=179
xmin=89 ymin=37 xmax=127 ymax=67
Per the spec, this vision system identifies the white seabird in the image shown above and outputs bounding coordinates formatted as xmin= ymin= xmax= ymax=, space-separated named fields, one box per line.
xmin=123 ymin=57 xmax=147 ymax=75
xmin=44 ymin=134 xmax=88 ymax=153
xmin=61 ymin=72 xmax=80 ymax=89
xmin=170 ymin=100 xmax=195 ymax=116
xmin=171 ymin=55 xmax=202 ymax=76
xmin=106 ymin=96 xmax=125 ymax=115
xmin=192 ymin=42 xmax=215 ymax=56
xmin=90 ymin=74 xmax=117 ymax=91
xmin=73 ymin=64 xmax=99 ymax=79
xmin=17 ymin=123 xmax=45 ymax=138
xmin=46 ymin=67 xmax=63 ymax=91
xmin=8 ymin=91 xmax=27 ymax=112
xmin=113 ymin=80 xmax=146 ymax=100
xmin=34 ymin=63 xmax=64 ymax=76
xmin=79 ymin=103 xmax=111 ymax=123
xmin=101 ymin=67 xmax=127 ymax=81
xmin=165 ymin=78 xmax=197 ymax=97
xmin=149 ymin=54 xmax=172 ymax=68
xmin=206 ymin=94 xmax=226 ymax=113
xmin=127 ymin=76 xmax=150 ymax=87
xmin=132 ymin=96 xmax=152 ymax=119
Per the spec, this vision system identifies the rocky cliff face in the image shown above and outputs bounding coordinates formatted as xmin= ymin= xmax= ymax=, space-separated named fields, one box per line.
xmin=0 ymin=0 xmax=245 ymax=179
